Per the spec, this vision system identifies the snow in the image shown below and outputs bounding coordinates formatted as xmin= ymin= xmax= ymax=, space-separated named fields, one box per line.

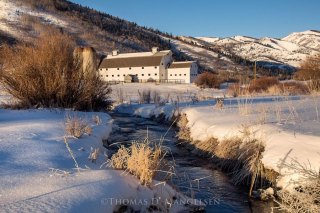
xmin=196 ymin=37 xmax=220 ymax=43
xmin=283 ymin=30 xmax=320 ymax=49
xmin=110 ymin=82 xmax=225 ymax=103
xmin=0 ymin=0 xmax=68 ymax=38
xmin=0 ymin=109 xmax=191 ymax=212
xmin=116 ymin=95 xmax=320 ymax=191
xmin=232 ymin=35 xmax=256 ymax=43
xmin=192 ymin=31 xmax=320 ymax=69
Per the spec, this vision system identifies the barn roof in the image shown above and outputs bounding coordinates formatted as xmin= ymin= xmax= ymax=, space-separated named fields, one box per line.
xmin=99 ymin=55 xmax=164 ymax=69
xmin=169 ymin=61 xmax=195 ymax=69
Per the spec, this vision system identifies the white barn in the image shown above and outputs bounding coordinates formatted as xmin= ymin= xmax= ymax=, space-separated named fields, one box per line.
xmin=98 ymin=47 xmax=198 ymax=84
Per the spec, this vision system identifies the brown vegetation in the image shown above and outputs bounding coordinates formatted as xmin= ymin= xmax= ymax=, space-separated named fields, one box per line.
xmin=195 ymin=72 xmax=221 ymax=88
xmin=0 ymin=29 xmax=111 ymax=110
xmin=176 ymin=114 xmax=268 ymax=196
xmin=277 ymin=158 xmax=320 ymax=212
xmin=227 ymin=77 xmax=310 ymax=96
xmin=65 ymin=114 xmax=92 ymax=138
xmin=295 ymin=53 xmax=320 ymax=91
xmin=249 ymin=77 xmax=279 ymax=93
xmin=109 ymin=141 xmax=165 ymax=185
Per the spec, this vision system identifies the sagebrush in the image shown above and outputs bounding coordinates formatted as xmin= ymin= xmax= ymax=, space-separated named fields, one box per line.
xmin=0 ymin=28 xmax=111 ymax=110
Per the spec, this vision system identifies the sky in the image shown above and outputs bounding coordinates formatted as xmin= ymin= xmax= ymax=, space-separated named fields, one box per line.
xmin=70 ymin=0 xmax=320 ymax=38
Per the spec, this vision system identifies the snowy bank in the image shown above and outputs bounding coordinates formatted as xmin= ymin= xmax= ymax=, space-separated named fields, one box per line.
xmin=0 ymin=109 xmax=192 ymax=212
xmin=116 ymin=95 xmax=320 ymax=191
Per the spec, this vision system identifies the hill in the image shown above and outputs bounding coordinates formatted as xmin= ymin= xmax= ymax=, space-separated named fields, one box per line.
xmin=0 ymin=0 xmax=319 ymax=76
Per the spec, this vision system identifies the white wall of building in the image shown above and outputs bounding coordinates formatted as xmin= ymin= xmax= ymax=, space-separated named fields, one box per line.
xmin=167 ymin=63 xmax=198 ymax=84
xmin=99 ymin=66 xmax=160 ymax=82
xmin=98 ymin=50 xmax=198 ymax=84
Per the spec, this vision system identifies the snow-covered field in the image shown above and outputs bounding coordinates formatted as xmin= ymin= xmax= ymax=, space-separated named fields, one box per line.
xmin=116 ymin=94 xmax=320 ymax=191
xmin=0 ymin=108 xmax=192 ymax=212
xmin=110 ymin=83 xmax=225 ymax=104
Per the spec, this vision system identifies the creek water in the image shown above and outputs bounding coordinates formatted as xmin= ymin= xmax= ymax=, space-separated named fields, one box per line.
xmin=107 ymin=112 xmax=278 ymax=213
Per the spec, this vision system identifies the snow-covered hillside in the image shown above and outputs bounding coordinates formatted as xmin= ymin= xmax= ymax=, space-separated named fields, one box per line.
xmin=283 ymin=30 xmax=320 ymax=50
xmin=196 ymin=30 xmax=320 ymax=69
xmin=0 ymin=0 xmax=68 ymax=39
xmin=0 ymin=0 xmax=319 ymax=72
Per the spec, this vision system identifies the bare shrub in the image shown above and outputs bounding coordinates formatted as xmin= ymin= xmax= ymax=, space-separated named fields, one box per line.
xmin=176 ymin=114 xmax=190 ymax=141
xmin=152 ymin=90 xmax=161 ymax=105
xmin=249 ymin=77 xmax=279 ymax=93
xmin=195 ymin=72 xmax=221 ymax=88
xmin=277 ymin=158 xmax=320 ymax=212
xmin=0 ymin=28 xmax=111 ymax=110
xmin=138 ymin=90 xmax=151 ymax=104
xmin=295 ymin=53 xmax=320 ymax=91
xmin=115 ymin=88 xmax=125 ymax=104
xmin=65 ymin=114 xmax=92 ymax=138
xmin=227 ymin=83 xmax=250 ymax=97
xmin=237 ymin=97 xmax=253 ymax=116
xmin=110 ymin=141 xmax=164 ymax=185
xmin=268 ymin=82 xmax=310 ymax=95
xmin=88 ymin=147 xmax=100 ymax=163
xmin=227 ymin=83 xmax=241 ymax=97
xmin=92 ymin=115 xmax=102 ymax=125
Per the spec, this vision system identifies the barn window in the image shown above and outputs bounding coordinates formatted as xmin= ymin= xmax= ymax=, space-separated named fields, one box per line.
xmin=155 ymin=73 xmax=157 ymax=76
xmin=112 ymin=75 xmax=114 ymax=77
xmin=170 ymin=74 xmax=172 ymax=76
xmin=117 ymin=68 xmax=119 ymax=70
xmin=154 ymin=66 xmax=157 ymax=69
xmin=142 ymin=67 xmax=144 ymax=69
xmin=123 ymin=74 xmax=125 ymax=76
xmin=106 ymin=75 xmax=108 ymax=77
xmin=117 ymin=75 xmax=120 ymax=77
xmin=106 ymin=68 xmax=108 ymax=71
xmin=184 ymin=74 xmax=186 ymax=76
xmin=142 ymin=74 xmax=144 ymax=76
xmin=179 ymin=74 xmax=182 ymax=76
xmin=175 ymin=74 xmax=177 ymax=76
xmin=129 ymin=67 xmax=132 ymax=70
xmin=148 ymin=74 xmax=151 ymax=76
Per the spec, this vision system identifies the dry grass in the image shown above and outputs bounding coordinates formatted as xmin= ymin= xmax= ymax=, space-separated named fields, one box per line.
xmin=176 ymin=114 xmax=190 ymax=141
xmin=176 ymin=114 xmax=267 ymax=196
xmin=0 ymin=28 xmax=111 ymax=110
xmin=65 ymin=114 xmax=92 ymax=138
xmin=92 ymin=115 xmax=102 ymax=125
xmin=227 ymin=78 xmax=309 ymax=97
xmin=276 ymin=158 xmax=320 ymax=212
xmin=109 ymin=140 xmax=165 ymax=185
xmin=63 ymin=137 xmax=80 ymax=172
xmin=268 ymin=82 xmax=310 ymax=96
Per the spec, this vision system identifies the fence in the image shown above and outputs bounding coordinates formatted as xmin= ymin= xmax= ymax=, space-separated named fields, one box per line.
xmin=107 ymin=79 xmax=185 ymax=84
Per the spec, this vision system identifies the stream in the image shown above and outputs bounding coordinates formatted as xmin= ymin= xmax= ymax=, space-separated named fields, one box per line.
xmin=107 ymin=112 xmax=278 ymax=213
